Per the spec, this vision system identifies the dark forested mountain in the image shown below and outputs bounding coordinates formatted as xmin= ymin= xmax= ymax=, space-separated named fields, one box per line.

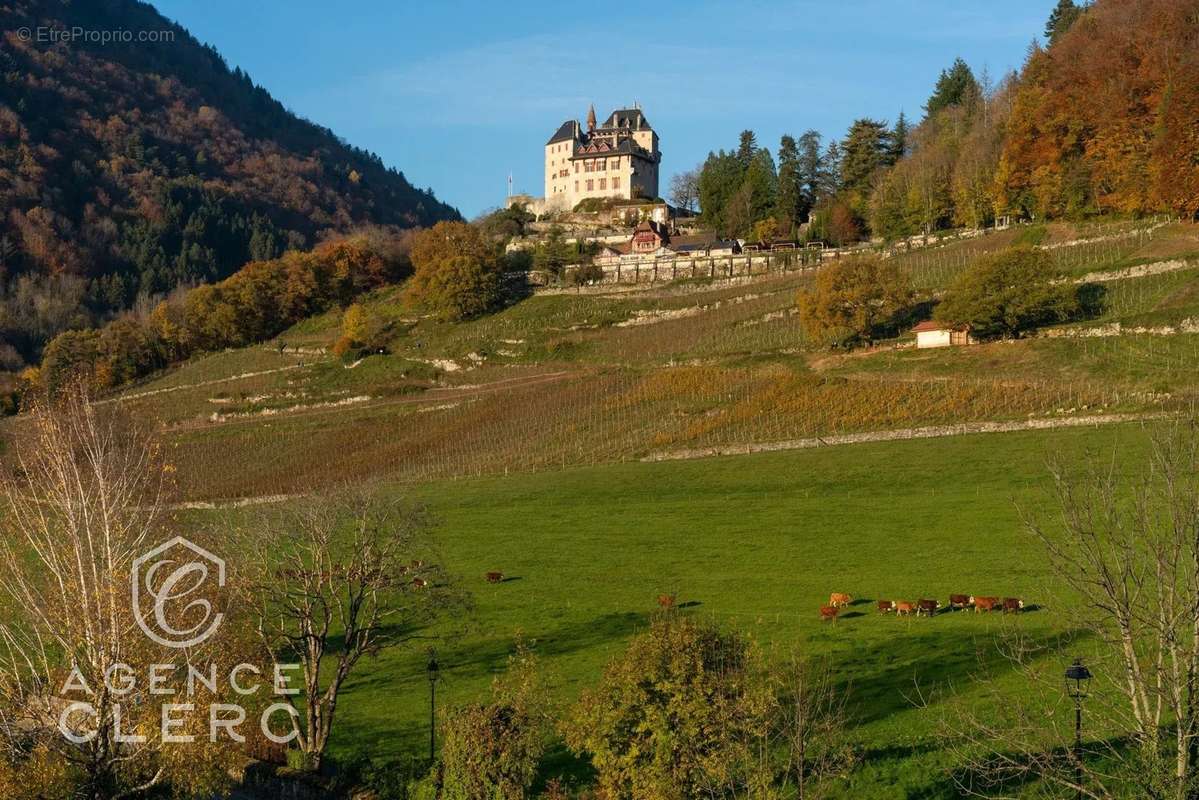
xmin=0 ymin=0 xmax=459 ymax=368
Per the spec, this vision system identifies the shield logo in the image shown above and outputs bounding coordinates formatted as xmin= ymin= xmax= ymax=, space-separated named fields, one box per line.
xmin=132 ymin=536 xmax=226 ymax=649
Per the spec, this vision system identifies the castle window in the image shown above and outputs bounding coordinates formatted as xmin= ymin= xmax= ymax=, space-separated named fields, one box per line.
xmin=612 ymin=177 xmax=620 ymax=189
xmin=586 ymin=179 xmax=594 ymax=191
xmin=599 ymin=178 xmax=607 ymax=190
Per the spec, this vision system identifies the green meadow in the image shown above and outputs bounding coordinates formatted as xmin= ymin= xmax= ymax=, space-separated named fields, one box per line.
xmin=252 ymin=421 xmax=1156 ymax=798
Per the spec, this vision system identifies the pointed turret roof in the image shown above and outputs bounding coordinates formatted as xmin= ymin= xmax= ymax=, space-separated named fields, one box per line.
xmin=586 ymin=104 xmax=597 ymax=132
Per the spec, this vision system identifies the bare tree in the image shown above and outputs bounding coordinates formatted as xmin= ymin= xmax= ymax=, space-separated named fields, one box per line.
xmin=241 ymin=490 xmax=452 ymax=770
xmin=943 ymin=420 xmax=1199 ymax=800
xmin=669 ymin=168 xmax=700 ymax=214
xmin=693 ymin=642 xmax=854 ymax=799
xmin=773 ymin=653 xmax=856 ymax=799
xmin=0 ymin=381 xmax=232 ymax=799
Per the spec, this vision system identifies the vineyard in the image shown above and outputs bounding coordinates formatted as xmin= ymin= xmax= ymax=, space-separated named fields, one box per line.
xmin=91 ymin=219 xmax=1196 ymax=502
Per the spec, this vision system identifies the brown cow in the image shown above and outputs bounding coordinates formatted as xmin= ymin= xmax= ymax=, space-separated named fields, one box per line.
xmin=657 ymin=593 xmax=677 ymax=609
xmin=411 ymin=577 xmax=429 ymax=589
xmin=1003 ymin=597 xmax=1025 ymax=613
xmin=819 ymin=605 xmax=839 ymax=622
xmin=828 ymin=593 xmax=853 ymax=608
xmin=948 ymin=594 xmax=972 ymax=610
xmin=895 ymin=601 xmax=916 ymax=616
xmin=971 ymin=596 xmax=999 ymax=613
xmin=485 ymin=571 xmax=504 ymax=584
xmin=917 ymin=599 xmax=940 ymax=617
xmin=877 ymin=600 xmax=896 ymax=613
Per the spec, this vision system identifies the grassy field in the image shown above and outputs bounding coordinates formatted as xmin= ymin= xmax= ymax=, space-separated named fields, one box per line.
xmin=222 ymin=421 xmax=1157 ymax=798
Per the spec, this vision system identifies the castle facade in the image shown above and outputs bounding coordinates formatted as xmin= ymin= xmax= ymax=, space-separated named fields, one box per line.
xmin=543 ymin=105 xmax=661 ymax=211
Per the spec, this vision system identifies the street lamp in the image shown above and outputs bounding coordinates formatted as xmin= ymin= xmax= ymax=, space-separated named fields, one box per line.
xmin=427 ymin=649 xmax=440 ymax=762
xmin=1064 ymin=657 xmax=1092 ymax=800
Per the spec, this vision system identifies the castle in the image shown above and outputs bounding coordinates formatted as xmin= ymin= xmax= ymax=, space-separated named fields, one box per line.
xmin=542 ymin=104 xmax=661 ymax=212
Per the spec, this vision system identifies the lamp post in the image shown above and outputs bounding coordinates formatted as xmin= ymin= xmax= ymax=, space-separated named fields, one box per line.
xmin=1064 ymin=657 xmax=1092 ymax=800
xmin=427 ymin=649 xmax=440 ymax=763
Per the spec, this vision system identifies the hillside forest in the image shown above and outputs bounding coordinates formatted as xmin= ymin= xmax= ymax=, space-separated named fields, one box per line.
xmin=0 ymin=0 xmax=460 ymax=372
xmin=691 ymin=0 xmax=1199 ymax=244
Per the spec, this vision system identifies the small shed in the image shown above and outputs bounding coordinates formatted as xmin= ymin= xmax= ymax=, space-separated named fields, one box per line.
xmin=911 ymin=321 xmax=974 ymax=349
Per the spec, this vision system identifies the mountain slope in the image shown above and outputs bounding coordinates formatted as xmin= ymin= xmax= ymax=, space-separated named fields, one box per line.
xmin=0 ymin=0 xmax=459 ymax=366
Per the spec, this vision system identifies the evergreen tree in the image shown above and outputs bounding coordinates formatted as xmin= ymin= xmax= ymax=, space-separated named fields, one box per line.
xmin=888 ymin=112 xmax=910 ymax=165
xmin=697 ymin=150 xmax=742 ymax=232
xmin=796 ymin=130 xmax=825 ymax=215
xmin=839 ymin=119 xmax=891 ymax=198
xmin=924 ymin=58 xmax=980 ymax=118
xmin=736 ymin=130 xmax=759 ymax=169
xmin=743 ymin=149 xmax=778 ymax=226
xmin=819 ymin=140 xmax=842 ymax=199
xmin=1045 ymin=0 xmax=1083 ymax=45
xmin=775 ymin=135 xmax=802 ymax=236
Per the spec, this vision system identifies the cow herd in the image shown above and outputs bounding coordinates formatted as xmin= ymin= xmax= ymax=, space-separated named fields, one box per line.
xmin=820 ymin=593 xmax=1026 ymax=622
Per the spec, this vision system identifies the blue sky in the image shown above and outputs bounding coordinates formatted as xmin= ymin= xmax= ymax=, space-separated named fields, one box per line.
xmin=153 ymin=1 xmax=1054 ymax=218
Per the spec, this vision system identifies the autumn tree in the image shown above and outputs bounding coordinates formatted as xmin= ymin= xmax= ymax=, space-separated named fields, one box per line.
xmin=997 ymin=0 xmax=1199 ymax=220
xmin=0 ymin=381 xmax=237 ymax=799
xmin=797 ymin=256 xmax=915 ymax=346
xmin=935 ymin=247 xmax=1089 ymax=338
xmin=406 ymin=221 xmax=504 ymax=321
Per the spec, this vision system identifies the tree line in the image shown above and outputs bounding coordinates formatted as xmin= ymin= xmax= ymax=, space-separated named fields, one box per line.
xmin=677 ymin=0 xmax=1197 ymax=246
xmin=31 ymin=231 xmax=408 ymax=392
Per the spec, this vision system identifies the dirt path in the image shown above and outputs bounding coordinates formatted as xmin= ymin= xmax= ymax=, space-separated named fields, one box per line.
xmin=165 ymin=369 xmax=579 ymax=431
xmin=643 ymin=412 xmax=1169 ymax=462
xmin=97 ymin=361 xmax=316 ymax=405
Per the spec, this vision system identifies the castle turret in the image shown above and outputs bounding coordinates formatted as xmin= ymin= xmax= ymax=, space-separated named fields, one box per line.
xmin=586 ymin=104 xmax=597 ymax=133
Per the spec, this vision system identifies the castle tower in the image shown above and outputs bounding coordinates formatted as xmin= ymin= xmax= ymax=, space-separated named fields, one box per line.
xmin=586 ymin=104 xmax=596 ymax=133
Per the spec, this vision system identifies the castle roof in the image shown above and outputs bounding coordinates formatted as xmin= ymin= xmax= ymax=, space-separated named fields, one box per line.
xmin=569 ymin=137 xmax=656 ymax=161
xmin=547 ymin=108 xmax=653 ymax=146
xmin=546 ymin=119 xmax=580 ymax=145
xmin=601 ymin=108 xmax=651 ymax=131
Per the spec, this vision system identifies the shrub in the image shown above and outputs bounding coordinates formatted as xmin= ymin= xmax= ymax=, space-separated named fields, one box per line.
xmin=936 ymin=246 xmax=1088 ymax=338
xmin=797 ymin=256 xmax=915 ymax=346
xmin=440 ymin=645 xmax=547 ymax=800
xmin=569 ymin=262 xmax=604 ymax=287
xmin=561 ymin=616 xmax=774 ymax=800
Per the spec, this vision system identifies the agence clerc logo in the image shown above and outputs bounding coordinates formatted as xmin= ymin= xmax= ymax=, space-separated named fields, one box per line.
xmin=132 ymin=536 xmax=225 ymax=648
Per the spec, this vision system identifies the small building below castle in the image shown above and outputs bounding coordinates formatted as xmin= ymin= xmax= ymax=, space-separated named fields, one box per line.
xmin=595 ymin=221 xmax=740 ymax=265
